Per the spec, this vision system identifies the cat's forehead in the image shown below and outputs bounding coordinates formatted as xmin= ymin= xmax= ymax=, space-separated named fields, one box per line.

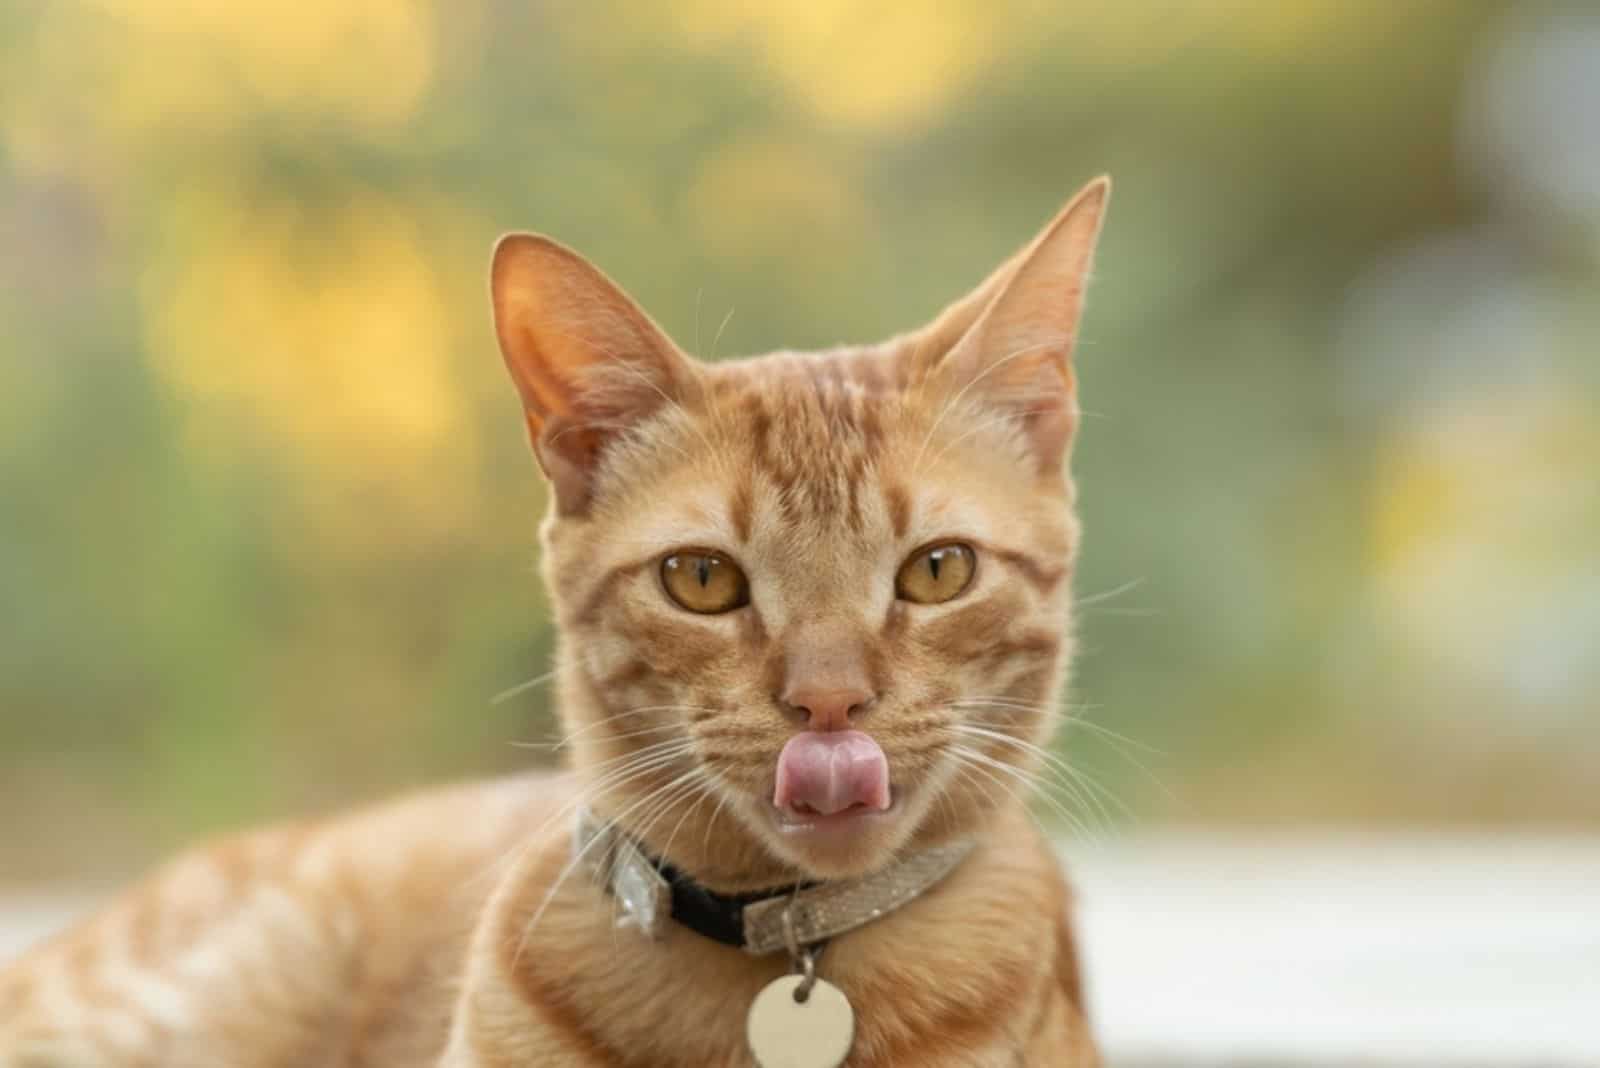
xmin=702 ymin=348 xmax=919 ymax=532
xmin=584 ymin=340 xmax=1044 ymax=561
xmin=709 ymin=344 xmax=909 ymax=396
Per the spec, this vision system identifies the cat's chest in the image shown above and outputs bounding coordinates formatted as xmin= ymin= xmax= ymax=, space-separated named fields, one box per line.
xmin=484 ymin=825 xmax=1064 ymax=1067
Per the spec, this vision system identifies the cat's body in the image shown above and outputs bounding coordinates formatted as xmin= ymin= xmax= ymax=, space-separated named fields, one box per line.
xmin=2 ymin=177 xmax=1111 ymax=1067
xmin=2 ymin=774 xmax=1088 ymax=1066
xmin=2 ymin=777 xmax=541 ymax=1066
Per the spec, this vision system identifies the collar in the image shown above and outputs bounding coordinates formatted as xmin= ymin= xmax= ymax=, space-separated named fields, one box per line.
xmin=575 ymin=808 xmax=975 ymax=955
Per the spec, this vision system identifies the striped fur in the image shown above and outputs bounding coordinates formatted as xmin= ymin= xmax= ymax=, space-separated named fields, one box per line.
xmin=2 ymin=177 xmax=1111 ymax=1067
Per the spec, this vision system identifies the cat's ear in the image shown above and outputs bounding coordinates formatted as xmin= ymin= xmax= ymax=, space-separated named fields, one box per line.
xmin=490 ymin=234 xmax=694 ymax=513
xmin=914 ymin=176 xmax=1110 ymax=470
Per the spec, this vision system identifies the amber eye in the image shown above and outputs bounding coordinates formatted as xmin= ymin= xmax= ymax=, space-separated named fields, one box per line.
xmin=895 ymin=543 xmax=976 ymax=604
xmin=661 ymin=551 xmax=749 ymax=614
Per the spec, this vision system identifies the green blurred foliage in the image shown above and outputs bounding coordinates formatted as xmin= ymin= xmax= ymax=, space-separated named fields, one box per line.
xmin=2 ymin=0 xmax=1597 ymax=878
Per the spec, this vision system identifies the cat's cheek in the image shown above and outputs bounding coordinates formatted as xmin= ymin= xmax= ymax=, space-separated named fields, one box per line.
xmin=589 ymin=601 xmax=744 ymax=686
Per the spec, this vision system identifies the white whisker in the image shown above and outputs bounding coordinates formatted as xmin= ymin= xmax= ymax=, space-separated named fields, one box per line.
xmin=921 ymin=405 xmax=1059 ymax=473
xmin=710 ymin=307 xmax=735 ymax=363
xmin=490 ymin=669 xmax=558 ymax=705
xmin=948 ymin=723 xmax=1129 ymax=826
xmin=1073 ymin=577 xmax=1145 ymax=609
xmin=512 ymin=766 xmax=708 ymax=972
xmin=946 ymin=740 xmax=1104 ymax=842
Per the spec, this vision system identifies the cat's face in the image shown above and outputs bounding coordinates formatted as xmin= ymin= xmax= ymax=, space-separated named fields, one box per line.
xmin=493 ymin=179 xmax=1107 ymax=887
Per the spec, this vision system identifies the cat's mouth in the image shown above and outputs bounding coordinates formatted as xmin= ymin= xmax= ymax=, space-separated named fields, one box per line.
xmin=769 ymin=789 xmax=901 ymax=834
xmin=755 ymin=728 xmax=910 ymax=871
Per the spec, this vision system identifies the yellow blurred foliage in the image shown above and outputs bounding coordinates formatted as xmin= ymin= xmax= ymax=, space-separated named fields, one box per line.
xmin=1369 ymin=384 xmax=1599 ymax=675
xmin=143 ymin=185 xmax=479 ymax=539
xmin=635 ymin=0 xmax=1398 ymax=128
xmin=92 ymin=0 xmax=436 ymax=126
xmin=665 ymin=0 xmax=999 ymax=128
xmin=686 ymin=138 xmax=867 ymax=262
xmin=2 ymin=0 xmax=434 ymax=177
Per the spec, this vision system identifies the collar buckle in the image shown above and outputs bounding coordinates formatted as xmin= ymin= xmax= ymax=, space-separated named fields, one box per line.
xmin=576 ymin=813 xmax=671 ymax=939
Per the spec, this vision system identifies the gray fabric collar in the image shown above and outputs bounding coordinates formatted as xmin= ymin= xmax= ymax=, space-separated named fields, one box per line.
xmin=575 ymin=808 xmax=975 ymax=955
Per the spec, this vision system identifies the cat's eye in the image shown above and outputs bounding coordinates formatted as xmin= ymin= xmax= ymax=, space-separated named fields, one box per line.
xmin=660 ymin=551 xmax=750 ymax=614
xmin=895 ymin=543 xmax=976 ymax=604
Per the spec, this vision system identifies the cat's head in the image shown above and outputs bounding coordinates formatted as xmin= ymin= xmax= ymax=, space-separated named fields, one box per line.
xmin=491 ymin=178 xmax=1108 ymax=888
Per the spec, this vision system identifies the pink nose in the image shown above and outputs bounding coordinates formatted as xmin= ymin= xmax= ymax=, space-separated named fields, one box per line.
xmin=781 ymin=685 xmax=874 ymax=732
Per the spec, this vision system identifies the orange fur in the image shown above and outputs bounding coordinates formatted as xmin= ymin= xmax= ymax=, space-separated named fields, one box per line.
xmin=1 ymin=177 xmax=1110 ymax=1067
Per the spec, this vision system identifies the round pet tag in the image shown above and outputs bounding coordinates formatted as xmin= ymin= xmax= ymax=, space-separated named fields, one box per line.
xmin=746 ymin=974 xmax=855 ymax=1068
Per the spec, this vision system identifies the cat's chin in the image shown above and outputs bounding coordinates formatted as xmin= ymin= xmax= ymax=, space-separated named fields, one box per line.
xmin=756 ymin=790 xmax=916 ymax=879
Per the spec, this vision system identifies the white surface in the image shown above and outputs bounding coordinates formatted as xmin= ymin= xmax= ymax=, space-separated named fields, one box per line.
xmin=0 ymin=892 xmax=95 ymax=963
xmin=1067 ymin=832 xmax=1600 ymax=1066
xmin=5 ymin=834 xmax=1600 ymax=1065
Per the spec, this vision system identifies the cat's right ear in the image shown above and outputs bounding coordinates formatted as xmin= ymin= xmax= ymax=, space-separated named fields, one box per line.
xmin=490 ymin=235 xmax=694 ymax=513
xmin=903 ymin=177 xmax=1110 ymax=473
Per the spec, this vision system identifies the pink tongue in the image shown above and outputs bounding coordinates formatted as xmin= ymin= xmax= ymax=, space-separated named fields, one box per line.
xmin=774 ymin=730 xmax=891 ymax=816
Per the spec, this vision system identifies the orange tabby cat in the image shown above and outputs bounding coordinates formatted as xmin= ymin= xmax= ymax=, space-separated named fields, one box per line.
xmin=1 ymin=176 xmax=1110 ymax=1067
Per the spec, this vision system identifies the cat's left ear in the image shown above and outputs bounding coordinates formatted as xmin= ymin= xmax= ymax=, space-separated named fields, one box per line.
xmin=917 ymin=176 xmax=1110 ymax=470
xmin=491 ymin=234 xmax=695 ymax=513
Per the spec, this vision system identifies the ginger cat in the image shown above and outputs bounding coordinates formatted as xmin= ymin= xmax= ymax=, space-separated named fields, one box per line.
xmin=1 ymin=176 xmax=1111 ymax=1067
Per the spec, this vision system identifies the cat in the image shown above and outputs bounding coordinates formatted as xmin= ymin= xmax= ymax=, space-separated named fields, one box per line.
xmin=1 ymin=175 xmax=1111 ymax=1067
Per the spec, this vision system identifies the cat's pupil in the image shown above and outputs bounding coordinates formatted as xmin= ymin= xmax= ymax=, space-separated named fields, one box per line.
xmin=928 ymin=553 xmax=942 ymax=580
xmin=697 ymin=557 xmax=710 ymax=587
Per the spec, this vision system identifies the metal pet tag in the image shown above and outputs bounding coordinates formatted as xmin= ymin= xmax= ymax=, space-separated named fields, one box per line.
xmin=746 ymin=974 xmax=855 ymax=1068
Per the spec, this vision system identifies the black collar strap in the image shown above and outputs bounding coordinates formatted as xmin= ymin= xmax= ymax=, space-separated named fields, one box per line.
xmin=574 ymin=808 xmax=975 ymax=955
xmin=655 ymin=854 xmax=817 ymax=949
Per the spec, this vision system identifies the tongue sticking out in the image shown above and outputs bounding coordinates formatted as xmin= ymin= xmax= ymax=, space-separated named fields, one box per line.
xmin=774 ymin=730 xmax=891 ymax=816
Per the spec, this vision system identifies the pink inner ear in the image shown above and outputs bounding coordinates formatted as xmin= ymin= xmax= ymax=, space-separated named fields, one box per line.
xmin=491 ymin=233 xmax=690 ymax=428
xmin=491 ymin=233 xmax=698 ymax=512
xmin=921 ymin=182 xmax=1105 ymax=466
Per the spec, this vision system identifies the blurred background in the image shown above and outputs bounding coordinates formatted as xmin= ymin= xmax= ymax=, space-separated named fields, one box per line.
xmin=3 ymin=0 xmax=1599 ymax=869
xmin=2 ymin=1 xmax=1599 ymax=1059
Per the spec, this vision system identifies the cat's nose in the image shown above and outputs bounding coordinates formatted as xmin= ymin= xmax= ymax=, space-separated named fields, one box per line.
xmin=781 ymin=685 xmax=875 ymax=733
